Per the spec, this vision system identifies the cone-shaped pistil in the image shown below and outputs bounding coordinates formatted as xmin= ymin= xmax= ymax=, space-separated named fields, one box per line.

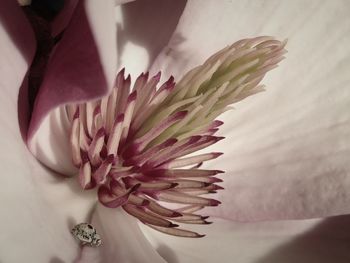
xmin=66 ymin=36 xmax=286 ymax=237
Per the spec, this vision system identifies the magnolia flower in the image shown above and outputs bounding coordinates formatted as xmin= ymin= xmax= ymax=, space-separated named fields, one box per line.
xmin=1 ymin=1 xmax=349 ymax=263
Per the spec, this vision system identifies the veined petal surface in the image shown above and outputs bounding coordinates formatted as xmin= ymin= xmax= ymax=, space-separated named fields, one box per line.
xmin=151 ymin=0 xmax=350 ymax=221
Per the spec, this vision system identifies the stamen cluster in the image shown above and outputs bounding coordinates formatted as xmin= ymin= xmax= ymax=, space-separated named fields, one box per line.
xmin=66 ymin=37 xmax=286 ymax=237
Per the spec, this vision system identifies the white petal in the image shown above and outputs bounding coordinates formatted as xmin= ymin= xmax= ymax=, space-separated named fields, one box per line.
xmin=76 ymin=205 xmax=166 ymax=263
xmin=29 ymin=106 xmax=77 ymax=175
xmin=29 ymin=0 xmax=187 ymax=174
xmin=142 ymin=216 xmax=350 ymax=263
xmin=115 ymin=0 xmax=186 ymax=77
xmin=0 ymin=3 xmax=95 ymax=261
xmin=150 ymin=0 xmax=350 ymax=220
xmin=28 ymin=0 xmax=118 ymax=174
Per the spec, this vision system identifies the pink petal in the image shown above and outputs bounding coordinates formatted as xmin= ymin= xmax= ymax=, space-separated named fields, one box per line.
xmin=51 ymin=0 xmax=79 ymax=37
xmin=28 ymin=0 xmax=117 ymax=137
xmin=143 ymin=215 xmax=350 ymax=263
xmin=75 ymin=205 xmax=167 ymax=263
xmin=150 ymin=1 xmax=350 ymax=220
xmin=28 ymin=0 xmax=117 ymax=174
xmin=0 ymin=3 xmax=95 ymax=260
xmin=28 ymin=0 xmax=187 ymax=175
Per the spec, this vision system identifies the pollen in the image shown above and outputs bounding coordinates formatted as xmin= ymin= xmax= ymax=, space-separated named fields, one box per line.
xmin=66 ymin=36 xmax=286 ymax=237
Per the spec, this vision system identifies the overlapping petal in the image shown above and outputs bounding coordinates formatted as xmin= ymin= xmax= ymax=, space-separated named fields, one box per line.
xmin=28 ymin=0 xmax=187 ymax=176
xmin=150 ymin=0 xmax=350 ymax=221
xmin=4 ymin=0 xmax=349 ymax=262
xmin=142 ymin=215 xmax=350 ymax=263
xmin=28 ymin=0 xmax=117 ymax=174
xmin=0 ymin=2 xmax=95 ymax=261
xmin=75 ymin=205 xmax=167 ymax=263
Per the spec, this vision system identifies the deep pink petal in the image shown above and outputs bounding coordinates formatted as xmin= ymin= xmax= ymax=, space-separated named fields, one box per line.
xmin=0 ymin=3 xmax=95 ymax=260
xmin=28 ymin=0 xmax=117 ymax=140
xmin=28 ymin=0 xmax=187 ymax=175
xmin=51 ymin=0 xmax=79 ymax=37
xmin=28 ymin=0 xmax=117 ymax=173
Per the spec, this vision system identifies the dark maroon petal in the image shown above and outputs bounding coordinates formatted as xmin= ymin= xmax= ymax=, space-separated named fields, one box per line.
xmin=51 ymin=0 xmax=79 ymax=37
xmin=28 ymin=0 xmax=117 ymax=141
xmin=1 ymin=0 xmax=36 ymax=139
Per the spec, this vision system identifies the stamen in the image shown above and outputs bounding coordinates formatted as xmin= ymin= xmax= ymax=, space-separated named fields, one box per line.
xmin=165 ymin=152 xmax=223 ymax=169
xmin=78 ymin=155 xmax=92 ymax=189
xmin=123 ymin=204 xmax=178 ymax=228
xmin=107 ymin=114 xmax=124 ymax=156
xmin=147 ymin=224 xmax=205 ymax=238
xmin=70 ymin=108 xmax=81 ymax=167
xmin=66 ymin=37 xmax=286 ymax=238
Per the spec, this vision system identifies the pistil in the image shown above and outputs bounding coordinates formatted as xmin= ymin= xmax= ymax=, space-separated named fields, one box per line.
xmin=66 ymin=37 xmax=286 ymax=237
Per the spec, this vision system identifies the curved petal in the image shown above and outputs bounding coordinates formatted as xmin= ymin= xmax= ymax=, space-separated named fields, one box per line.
xmin=75 ymin=205 xmax=166 ymax=263
xmin=116 ymin=0 xmax=186 ymax=77
xmin=142 ymin=215 xmax=350 ymax=263
xmin=51 ymin=0 xmax=79 ymax=37
xmin=0 ymin=3 xmax=96 ymax=261
xmin=28 ymin=0 xmax=117 ymax=173
xmin=29 ymin=0 xmax=187 ymax=175
xmin=150 ymin=0 xmax=350 ymax=220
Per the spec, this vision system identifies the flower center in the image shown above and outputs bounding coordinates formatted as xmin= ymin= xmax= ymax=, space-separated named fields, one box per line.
xmin=66 ymin=37 xmax=286 ymax=237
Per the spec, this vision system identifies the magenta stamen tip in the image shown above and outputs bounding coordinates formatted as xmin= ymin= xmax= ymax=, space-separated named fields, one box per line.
xmin=212 ymin=152 xmax=224 ymax=158
xmin=93 ymin=105 xmax=101 ymax=115
xmin=172 ymin=211 xmax=182 ymax=217
xmin=209 ymin=199 xmax=221 ymax=206
xmin=96 ymin=128 xmax=105 ymax=137
xmin=73 ymin=108 xmax=80 ymax=119
xmin=106 ymin=154 xmax=115 ymax=163
xmin=116 ymin=113 xmax=125 ymax=123
xmin=128 ymin=90 xmax=137 ymax=102
xmin=170 ymin=183 xmax=179 ymax=188
xmin=153 ymin=71 xmax=161 ymax=81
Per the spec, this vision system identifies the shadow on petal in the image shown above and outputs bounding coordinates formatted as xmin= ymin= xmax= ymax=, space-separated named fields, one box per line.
xmin=49 ymin=257 xmax=65 ymax=263
xmin=117 ymin=0 xmax=187 ymax=72
xmin=156 ymin=244 xmax=180 ymax=263
xmin=255 ymin=215 xmax=350 ymax=263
